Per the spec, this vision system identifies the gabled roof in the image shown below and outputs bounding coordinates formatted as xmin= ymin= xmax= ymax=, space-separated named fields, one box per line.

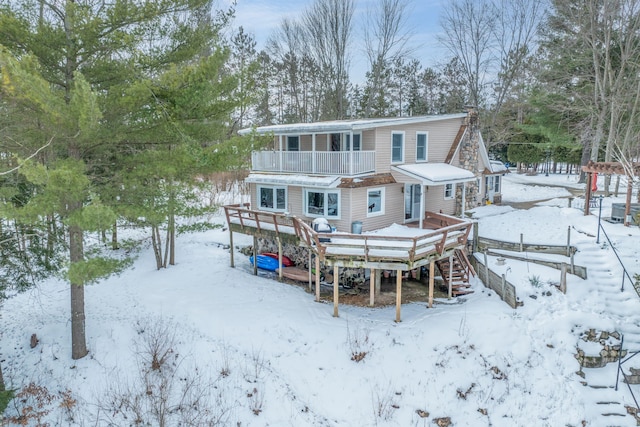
xmin=238 ymin=114 xmax=467 ymax=136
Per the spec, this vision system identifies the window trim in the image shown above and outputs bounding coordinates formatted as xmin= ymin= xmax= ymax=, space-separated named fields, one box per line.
xmin=444 ymin=183 xmax=455 ymax=200
xmin=258 ymin=185 xmax=288 ymax=212
xmin=416 ymin=131 xmax=428 ymax=162
xmin=366 ymin=187 xmax=385 ymax=218
xmin=391 ymin=131 xmax=405 ymax=163
xmin=304 ymin=188 xmax=341 ymax=219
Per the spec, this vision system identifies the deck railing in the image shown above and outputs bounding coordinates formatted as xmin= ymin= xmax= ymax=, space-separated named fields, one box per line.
xmin=223 ymin=204 xmax=472 ymax=266
xmin=251 ymin=150 xmax=375 ymax=175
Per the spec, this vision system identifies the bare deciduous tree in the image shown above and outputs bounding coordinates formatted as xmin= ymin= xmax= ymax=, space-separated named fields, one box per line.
xmin=362 ymin=0 xmax=415 ymax=117
xmin=304 ymin=0 xmax=355 ymax=120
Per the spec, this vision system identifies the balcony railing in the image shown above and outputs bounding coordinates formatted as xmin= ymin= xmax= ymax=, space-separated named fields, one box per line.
xmin=252 ymin=151 xmax=375 ymax=175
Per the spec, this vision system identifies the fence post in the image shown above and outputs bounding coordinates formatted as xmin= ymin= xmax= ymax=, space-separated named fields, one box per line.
xmin=472 ymin=222 xmax=479 ymax=254
xmin=560 ymin=263 xmax=567 ymax=294
xmin=520 ymin=233 xmax=523 ymax=252
xmin=483 ymin=250 xmax=489 ymax=285
xmin=501 ymin=274 xmax=506 ymax=301
xmin=567 ymin=226 xmax=571 ymax=257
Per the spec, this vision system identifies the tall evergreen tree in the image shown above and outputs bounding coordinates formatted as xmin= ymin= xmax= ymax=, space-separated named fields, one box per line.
xmin=0 ymin=0 xmax=241 ymax=359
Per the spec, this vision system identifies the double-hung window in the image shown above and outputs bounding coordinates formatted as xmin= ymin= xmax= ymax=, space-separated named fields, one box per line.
xmin=444 ymin=183 xmax=455 ymax=200
xmin=367 ymin=187 xmax=385 ymax=217
xmin=305 ymin=189 xmax=340 ymax=218
xmin=416 ymin=132 xmax=428 ymax=162
xmin=391 ymin=131 xmax=404 ymax=163
xmin=259 ymin=186 xmax=287 ymax=211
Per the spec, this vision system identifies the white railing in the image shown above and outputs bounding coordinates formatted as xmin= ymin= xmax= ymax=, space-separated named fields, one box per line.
xmin=252 ymin=151 xmax=375 ymax=175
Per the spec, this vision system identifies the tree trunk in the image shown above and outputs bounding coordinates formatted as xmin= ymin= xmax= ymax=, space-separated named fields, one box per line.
xmin=69 ymin=221 xmax=88 ymax=360
xmin=111 ymin=221 xmax=119 ymax=250
xmin=169 ymin=213 xmax=175 ymax=266
xmin=0 ymin=358 xmax=5 ymax=391
xmin=151 ymin=225 xmax=163 ymax=270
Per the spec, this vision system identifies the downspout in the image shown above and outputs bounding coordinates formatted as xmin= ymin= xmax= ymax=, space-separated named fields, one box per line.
xmin=420 ymin=184 xmax=425 ymax=229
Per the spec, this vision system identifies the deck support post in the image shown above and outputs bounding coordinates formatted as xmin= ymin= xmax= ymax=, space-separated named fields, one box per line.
xmin=448 ymin=255 xmax=453 ymax=298
xmin=315 ymin=255 xmax=321 ymax=302
xmin=375 ymin=269 xmax=381 ymax=295
xmin=252 ymin=236 xmax=258 ymax=276
xmin=229 ymin=229 xmax=235 ymax=268
xmin=333 ymin=265 xmax=339 ymax=317
xmin=277 ymin=237 xmax=283 ymax=281
xmin=395 ymin=270 xmax=402 ymax=322
xmin=369 ymin=268 xmax=376 ymax=306
xmin=308 ymin=251 xmax=312 ymax=291
xmin=428 ymin=260 xmax=435 ymax=308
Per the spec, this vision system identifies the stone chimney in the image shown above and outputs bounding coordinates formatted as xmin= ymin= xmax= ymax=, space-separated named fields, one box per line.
xmin=456 ymin=106 xmax=481 ymax=213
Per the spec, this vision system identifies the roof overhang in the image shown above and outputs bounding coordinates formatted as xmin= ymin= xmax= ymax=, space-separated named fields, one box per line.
xmin=391 ymin=163 xmax=476 ymax=186
xmin=245 ymin=173 xmax=342 ymax=188
xmin=238 ymin=114 xmax=467 ymax=136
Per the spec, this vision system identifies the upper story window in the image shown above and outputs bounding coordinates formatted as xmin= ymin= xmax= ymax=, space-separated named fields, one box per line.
xmin=391 ymin=131 xmax=404 ymax=163
xmin=287 ymin=136 xmax=299 ymax=151
xmin=416 ymin=132 xmax=428 ymax=162
xmin=367 ymin=187 xmax=385 ymax=217
xmin=259 ymin=186 xmax=287 ymax=211
xmin=345 ymin=133 xmax=361 ymax=151
xmin=305 ymin=189 xmax=340 ymax=218
xmin=444 ymin=183 xmax=455 ymax=200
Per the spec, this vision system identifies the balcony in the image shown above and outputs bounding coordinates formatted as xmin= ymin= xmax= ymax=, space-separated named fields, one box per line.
xmin=251 ymin=151 xmax=375 ymax=176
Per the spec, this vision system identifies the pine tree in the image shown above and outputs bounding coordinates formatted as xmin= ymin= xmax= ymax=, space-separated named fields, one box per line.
xmin=0 ymin=0 xmax=242 ymax=360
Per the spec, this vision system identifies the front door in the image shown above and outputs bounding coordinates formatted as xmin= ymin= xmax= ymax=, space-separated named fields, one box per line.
xmin=404 ymin=184 xmax=422 ymax=221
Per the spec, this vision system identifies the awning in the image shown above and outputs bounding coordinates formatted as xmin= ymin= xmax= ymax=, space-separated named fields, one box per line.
xmin=245 ymin=173 xmax=342 ymax=188
xmin=391 ymin=163 xmax=476 ymax=186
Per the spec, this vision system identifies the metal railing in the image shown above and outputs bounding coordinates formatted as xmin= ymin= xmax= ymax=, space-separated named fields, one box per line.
xmin=593 ymin=196 xmax=636 ymax=294
xmin=615 ymin=335 xmax=640 ymax=413
xmin=251 ymin=150 xmax=376 ymax=175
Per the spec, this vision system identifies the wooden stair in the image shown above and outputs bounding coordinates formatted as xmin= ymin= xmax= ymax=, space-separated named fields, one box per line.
xmin=435 ymin=249 xmax=476 ymax=296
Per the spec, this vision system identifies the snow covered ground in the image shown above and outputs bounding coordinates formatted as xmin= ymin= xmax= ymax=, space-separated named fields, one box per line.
xmin=1 ymin=172 xmax=640 ymax=426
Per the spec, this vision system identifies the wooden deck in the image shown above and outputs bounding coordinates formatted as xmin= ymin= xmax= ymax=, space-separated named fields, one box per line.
xmin=223 ymin=204 xmax=475 ymax=322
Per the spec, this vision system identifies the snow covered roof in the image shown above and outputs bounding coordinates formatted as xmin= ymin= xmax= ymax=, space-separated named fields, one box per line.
xmin=238 ymin=114 xmax=467 ymax=136
xmin=489 ymin=160 xmax=508 ymax=174
xmin=245 ymin=173 xmax=342 ymax=188
xmin=391 ymin=163 xmax=476 ymax=185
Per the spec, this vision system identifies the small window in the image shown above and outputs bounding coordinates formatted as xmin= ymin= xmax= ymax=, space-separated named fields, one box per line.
xmin=367 ymin=188 xmax=385 ymax=217
xmin=391 ymin=131 xmax=404 ymax=163
xmin=344 ymin=133 xmax=361 ymax=151
xmin=444 ymin=183 xmax=455 ymax=200
xmin=287 ymin=136 xmax=299 ymax=151
xmin=416 ymin=132 xmax=428 ymax=161
xmin=305 ymin=189 xmax=340 ymax=218
xmin=494 ymin=176 xmax=500 ymax=192
xmin=259 ymin=186 xmax=287 ymax=211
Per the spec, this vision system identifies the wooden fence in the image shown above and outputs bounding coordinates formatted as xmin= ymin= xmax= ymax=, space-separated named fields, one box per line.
xmin=471 ymin=255 xmax=519 ymax=309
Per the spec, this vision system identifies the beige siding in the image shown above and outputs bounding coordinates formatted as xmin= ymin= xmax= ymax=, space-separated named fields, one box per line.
xmin=372 ymin=117 xmax=464 ymax=173
xmin=345 ymin=184 xmax=405 ymax=232
xmin=424 ymin=185 xmax=456 ymax=216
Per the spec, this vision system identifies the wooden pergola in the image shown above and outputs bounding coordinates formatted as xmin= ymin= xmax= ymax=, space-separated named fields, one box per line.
xmin=582 ymin=161 xmax=640 ymax=225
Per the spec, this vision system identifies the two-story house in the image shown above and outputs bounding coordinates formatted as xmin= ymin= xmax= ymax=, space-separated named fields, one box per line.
xmin=239 ymin=108 xmax=504 ymax=233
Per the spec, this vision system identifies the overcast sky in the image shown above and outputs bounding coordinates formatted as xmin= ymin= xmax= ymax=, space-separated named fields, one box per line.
xmin=230 ymin=0 xmax=449 ymax=84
